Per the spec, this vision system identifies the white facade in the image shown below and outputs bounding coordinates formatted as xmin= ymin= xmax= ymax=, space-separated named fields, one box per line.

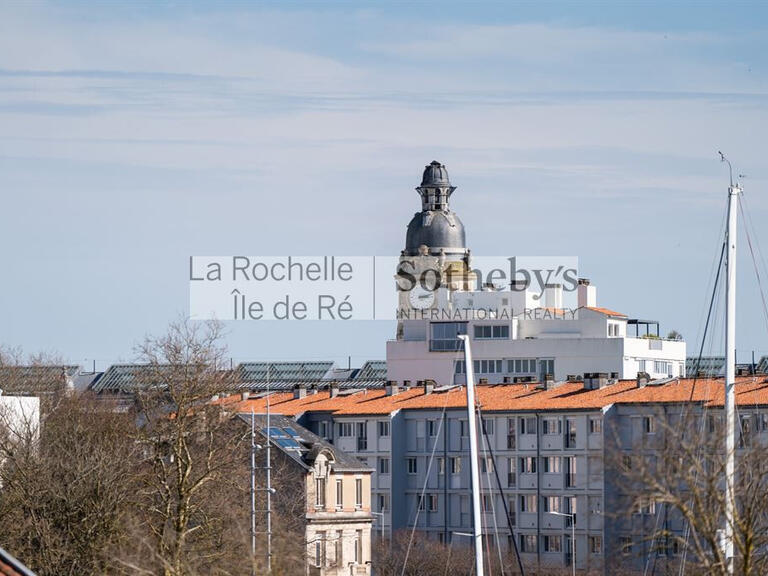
xmin=0 ymin=394 xmax=40 ymax=438
xmin=388 ymin=283 xmax=686 ymax=386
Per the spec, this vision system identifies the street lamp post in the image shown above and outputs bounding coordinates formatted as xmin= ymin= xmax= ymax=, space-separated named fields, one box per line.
xmin=550 ymin=511 xmax=576 ymax=576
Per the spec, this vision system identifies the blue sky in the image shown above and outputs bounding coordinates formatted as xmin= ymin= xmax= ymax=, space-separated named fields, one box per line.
xmin=1 ymin=1 xmax=767 ymax=368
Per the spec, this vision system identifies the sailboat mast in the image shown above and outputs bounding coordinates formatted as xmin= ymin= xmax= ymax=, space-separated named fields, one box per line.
xmin=723 ymin=154 xmax=740 ymax=575
xmin=458 ymin=334 xmax=485 ymax=576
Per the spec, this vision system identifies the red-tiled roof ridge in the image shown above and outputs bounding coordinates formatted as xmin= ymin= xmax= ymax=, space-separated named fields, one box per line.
xmin=216 ymin=376 xmax=768 ymax=417
xmin=583 ymin=306 xmax=627 ymax=317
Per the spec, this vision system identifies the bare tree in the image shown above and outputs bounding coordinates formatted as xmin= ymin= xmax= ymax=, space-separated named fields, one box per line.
xmin=131 ymin=319 xmax=251 ymax=576
xmin=0 ymin=393 xmax=141 ymax=576
xmin=607 ymin=407 xmax=768 ymax=575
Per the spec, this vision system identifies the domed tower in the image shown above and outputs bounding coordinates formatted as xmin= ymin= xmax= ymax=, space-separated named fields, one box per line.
xmin=404 ymin=161 xmax=468 ymax=259
xmin=396 ymin=161 xmax=476 ymax=335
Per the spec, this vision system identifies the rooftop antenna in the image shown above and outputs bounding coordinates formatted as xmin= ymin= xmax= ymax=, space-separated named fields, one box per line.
xmin=720 ymin=150 xmax=741 ymax=575
xmin=719 ymin=151 xmax=733 ymax=187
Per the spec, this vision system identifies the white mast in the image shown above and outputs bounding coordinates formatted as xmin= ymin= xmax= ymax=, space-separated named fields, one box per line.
xmin=721 ymin=151 xmax=740 ymax=575
xmin=458 ymin=334 xmax=485 ymax=576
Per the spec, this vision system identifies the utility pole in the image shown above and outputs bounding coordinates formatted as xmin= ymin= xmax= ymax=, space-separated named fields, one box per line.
xmin=721 ymin=151 xmax=740 ymax=576
xmin=458 ymin=334 xmax=485 ymax=576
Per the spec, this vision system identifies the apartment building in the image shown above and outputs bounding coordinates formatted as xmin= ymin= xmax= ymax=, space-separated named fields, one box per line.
xmin=239 ymin=413 xmax=374 ymax=576
xmin=225 ymin=373 xmax=768 ymax=574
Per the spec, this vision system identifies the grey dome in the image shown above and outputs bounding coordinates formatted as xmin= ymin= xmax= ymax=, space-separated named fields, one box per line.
xmin=421 ymin=160 xmax=452 ymax=187
xmin=403 ymin=160 xmax=468 ymax=257
xmin=405 ymin=210 xmax=466 ymax=256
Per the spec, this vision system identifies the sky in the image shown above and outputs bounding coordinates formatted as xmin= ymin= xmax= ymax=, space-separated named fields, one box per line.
xmin=1 ymin=1 xmax=768 ymax=369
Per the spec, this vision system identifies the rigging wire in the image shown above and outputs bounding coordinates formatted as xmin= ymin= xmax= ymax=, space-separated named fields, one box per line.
xmin=399 ymin=398 xmax=450 ymax=576
xmin=478 ymin=405 xmax=526 ymax=575
xmin=479 ymin=416 xmax=506 ymax=576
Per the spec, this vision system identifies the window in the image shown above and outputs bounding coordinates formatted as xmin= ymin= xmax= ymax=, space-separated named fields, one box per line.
xmin=378 ymin=493 xmax=389 ymax=512
xmin=509 ymin=358 xmax=537 ymax=374
xmin=520 ymin=494 xmax=537 ymax=512
xmin=520 ymin=534 xmax=538 ymax=553
xmin=428 ymin=493 xmax=439 ymax=512
xmin=643 ymin=416 xmax=656 ymax=434
xmin=474 ymin=324 xmax=509 ymax=339
xmin=482 ymin=418 xmax=494 ymax=435
xmin=318 ymin=421 xmax=329 ymax=439
xmin=430 ymin=322 xmax=468 ymax=351
xmin=355 ymin=529 xmax=363 ymax=563
xmin=620 ymin=536 xmax=633 ymax=555
xmin=608 ymin=323 xmax=619 ymax=337
xmin=338 ymin=422 xmax=353 ymax=437
xmin=544 ymin=535 xmax=562 ymax=552
xmin=437 ymin=457 xmax=445 ymax=475
xmin=565 ymin=418 xmax=577 ymax=448
xmin=417 ymin=494 xmax=426 ymax=511
xmin=589 ymin=417 xmax=603 ymax=434
xmin=482 ymin=494 xmax=492 ymax=512
xmin=378 ymin=420 xmax=390 ymax=437
xmin=520 ymin=456 xmax=537 ymax=474
xmin=639 ymin=499 xmax=656 ymax=515
xmin=455 ymin=360 xmax=466 ymax=374
xmin=564 ymin=495 xmax=577 ymax=525
xmin=589 ymin=535 xmax=602 ymax=554
xmin=543 ymin=456 xmax=561 ymax=473
xmin=507 ymin=458 xmax=517 ymax=487
xmin=507 ymin=418 xmax=517 ymax=449
xmin=378 ymin=457 xmax=390 ymax=475
xmin=539 ymin=359 xmax=555 ymax=379
xmin=589 ymin=496 xmax=602 ymax=515
xmin=428 ymin=419 xmax=438 ymax=437
xmin=542 ymin=418 xmax=561 ymax=435
xmin=544 ymin=495 xmax=560 ymax=512
xmin=481 ymin=457 xmax=494 ymax=474
xmin=460 ymin=419 xmax=468 ymax=437
xmin=356 ymin=422 xmax=367 ymax=451
xmin=355 ymin=478 xmax=363 ymax=509
xmin=622 ymin=454 xmax=632 ymax=470
xmin=451 ymin=457 xmax=462 ymax=474
xmin=335 ymin=479 xmax=343 ymax=509
xmin=407 ymin=458 xmax=418 ymax=474
xmin=654 ymin=360 xmax=671 ymax=375
xmin=638 ymin=359 xmax=647 ymax=372
xmin=316 ymin=478 xmax=326 ymax=508
xmin=519 ymin=416 xmax=536 ymax=435
xmin=315 ymin=531 xmax=326 ymax=567
xmin=565 ymin=456 xmax=576 ymax=487
xmin=335 ymin=530 xmax=343 ymax=566
xmin=474 ymin=359 xmax=503 ymax=374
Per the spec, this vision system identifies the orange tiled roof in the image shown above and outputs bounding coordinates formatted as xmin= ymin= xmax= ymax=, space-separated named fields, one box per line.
xmin=219 ymin=376 xmax=768 ymax=416
xmin=583 ymin=306 xmax=627 ymax=318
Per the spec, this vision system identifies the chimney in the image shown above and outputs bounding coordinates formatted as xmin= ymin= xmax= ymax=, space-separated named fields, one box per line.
xmin=329 ymin=381 xmax=339 ymax=398
xmin=503 ymin=376 xmax=511 ymax=383
xmin=423 ymin=379 xmax=435 ymax=395
xmin=385 ymin=380 xmax=400 ymax=396
xmin=478 ymin=377 xmax=488 ymax=385
xmin=636 ymin=371 xmax=650 ymax=387
xmin=544 ymin=373 xmax=555 ymax=388
xmin=577 ymin=278 xmax=597 ymax=308
xmin=241 ymin=391 xmax=249 ymax=401
xmin=403 ymin=380 xmax=411 ymax=388
xmin=63 ymin=367 xmax=75 ymax=396
xmin=293 ymin=383 xmax=307 ymax=399
xmin=544 ymin=283 xmax=563 ymax=309
xmin=584 ymin=372 xmax=609 ymax=390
